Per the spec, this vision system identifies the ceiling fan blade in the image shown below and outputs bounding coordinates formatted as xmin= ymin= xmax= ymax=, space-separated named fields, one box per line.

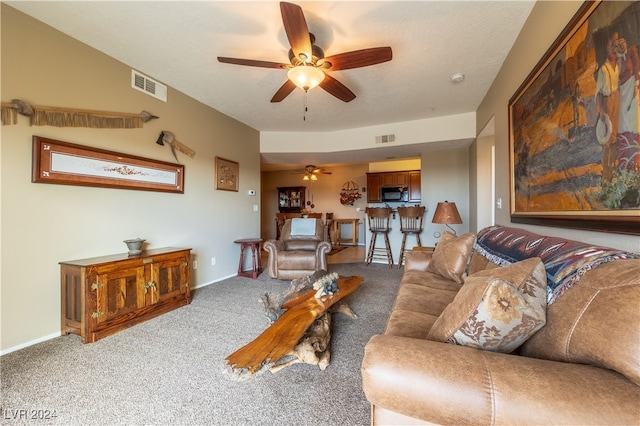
xmin=322 ymin=47 xmax=393 ymax=71
xmin=319 ymin=74 xmax=356 ymax=103
xmin=217 ymin=57 xmax=288 ymax=69
xmin=271 ymin=79 xmax=297 ymax=102
xmin=280 ymin=2 xmax=312 ymax=62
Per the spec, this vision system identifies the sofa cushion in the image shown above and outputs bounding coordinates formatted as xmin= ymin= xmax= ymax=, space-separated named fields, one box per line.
xmin=393 ymin=283 xmax=459 ymax=317
xmin=467 ymin=250 xmax=501 ymax=275
xmin=426 ymin=231 xmax=476 ymax=284
xmin=385 ymin=310 xmax=440 ymax=339
xmin=427 ymin=258 xmax=547 ymax=353
xmin=520 ymin=259 xmax=640 ymax=386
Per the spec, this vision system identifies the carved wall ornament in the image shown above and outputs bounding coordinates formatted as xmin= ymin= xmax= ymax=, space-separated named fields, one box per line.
xmin=1 ymin=99 xmax=158 ymax=129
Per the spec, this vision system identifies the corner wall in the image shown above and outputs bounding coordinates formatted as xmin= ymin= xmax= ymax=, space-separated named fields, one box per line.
xmin=1 ymin=5 xmax=261 ymax=352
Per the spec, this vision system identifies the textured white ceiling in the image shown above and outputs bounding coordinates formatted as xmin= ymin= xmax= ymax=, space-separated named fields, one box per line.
xmin=8 ymin=1 xmax=533 ymax=169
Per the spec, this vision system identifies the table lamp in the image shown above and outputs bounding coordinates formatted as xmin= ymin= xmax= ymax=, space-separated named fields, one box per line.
xmin=432 ymin=201 xmax=462 ymax=235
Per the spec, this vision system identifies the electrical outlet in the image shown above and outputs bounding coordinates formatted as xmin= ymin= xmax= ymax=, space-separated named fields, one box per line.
xmin=211 ymin=257 xmax=216 ymax=266
xmin=192 ymin=260 xmax=198 ymax=270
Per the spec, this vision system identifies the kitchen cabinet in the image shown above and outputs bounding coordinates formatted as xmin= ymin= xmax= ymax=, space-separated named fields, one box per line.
xmin=409 ymin=171 xmax=422 ymax=202
xmin=60 ymin=247 xmax=191 ymax=343
xmin=366 ymin=174 xmax=382 ymax=203
xmin=277 ymin=186 xmax=306 ymax=213
xmin=367 ymin=171 xmax=420 ymax=202
xmin=380 ymin=172 xmax=409 ymax=187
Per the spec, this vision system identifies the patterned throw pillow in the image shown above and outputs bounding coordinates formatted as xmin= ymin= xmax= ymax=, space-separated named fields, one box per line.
xmin=427 ymin=257 xmax=547 ymax=353
xmin=426 ymin=231 xmax=476 ymax=284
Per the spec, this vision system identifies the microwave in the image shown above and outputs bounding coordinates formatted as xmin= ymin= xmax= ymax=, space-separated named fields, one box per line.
xmin=381 ymin=186 xmax=408 ymax=202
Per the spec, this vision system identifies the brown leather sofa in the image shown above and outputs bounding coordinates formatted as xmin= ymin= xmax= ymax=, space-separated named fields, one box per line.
xmin=264 ymin=218 xmax=331 ymax=280
xmin=361 ymin=225 xmax=640 ymax=425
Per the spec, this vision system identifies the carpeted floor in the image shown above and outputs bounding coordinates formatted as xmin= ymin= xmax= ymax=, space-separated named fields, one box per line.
xmin=1 ymin=263 xmax=402 ymax=425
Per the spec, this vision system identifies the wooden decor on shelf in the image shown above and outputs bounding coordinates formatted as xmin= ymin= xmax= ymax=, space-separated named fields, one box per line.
xmin=1 ymin=99 xmax=158 ymax=128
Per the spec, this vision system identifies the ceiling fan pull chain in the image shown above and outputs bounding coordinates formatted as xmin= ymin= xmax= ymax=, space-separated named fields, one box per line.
xmin=303 ymin=90 xmax=308 ymax=121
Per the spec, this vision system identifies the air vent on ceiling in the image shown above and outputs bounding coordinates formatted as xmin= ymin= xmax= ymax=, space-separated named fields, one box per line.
xmin=375 ymin=134 xmax=396 ymax=144
xmin=131 ymin=70 xmax=167 ymax=102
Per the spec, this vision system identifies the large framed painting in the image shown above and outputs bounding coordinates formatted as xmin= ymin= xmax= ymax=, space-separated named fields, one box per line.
xmin=32 ymin=136 xmax=184 ymax=193
xmin=509 ymin=1 xmax=640 ymax=235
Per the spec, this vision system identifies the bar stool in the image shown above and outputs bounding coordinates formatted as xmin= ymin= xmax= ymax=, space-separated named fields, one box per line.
xmin=365 ymin=207 xmax=394 ymax=267
xmin=397 ymin=206 xmax=426 ymax=268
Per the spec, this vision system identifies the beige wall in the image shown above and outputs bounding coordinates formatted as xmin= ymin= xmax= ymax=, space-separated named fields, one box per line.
xmin=477 ymin=1 xmax=639 ymax=252
xmin=1 ymin=5 xmax=260 ymax=352
xmin=421 ymin=147 xmax=470 ymax=247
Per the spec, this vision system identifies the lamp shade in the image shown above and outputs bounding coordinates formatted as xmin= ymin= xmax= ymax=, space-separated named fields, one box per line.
xmin=432 ymin=201 xmax=462 ymax=224
xmin=287 ymin=65 xmax=325 ymax=91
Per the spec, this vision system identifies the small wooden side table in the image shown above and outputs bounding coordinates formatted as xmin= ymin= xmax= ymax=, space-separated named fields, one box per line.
xmin=234 ymin=238 xmax=263 ymax=279
xmin=333 ymin=218 xmax=360 ymax=246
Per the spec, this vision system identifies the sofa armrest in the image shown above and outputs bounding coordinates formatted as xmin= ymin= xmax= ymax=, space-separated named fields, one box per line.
xmin=362 ymin=334 xmax=639 ymax=425
xmin=263 ymin=239 xmax=285 ymax=278
xmin=404 ymin=250 xmax=432 ymax=272
xmin=316 ymin=241 xmax=331 ymax=271
xmin=263 ymin=239 xmax=285 ymax=253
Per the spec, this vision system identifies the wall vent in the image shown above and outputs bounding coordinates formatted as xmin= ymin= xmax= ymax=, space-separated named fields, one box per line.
xmin=375 ymin=134 xmax=396 ymax=144
xmin=131 ymin=70 xmax=167 ymax=102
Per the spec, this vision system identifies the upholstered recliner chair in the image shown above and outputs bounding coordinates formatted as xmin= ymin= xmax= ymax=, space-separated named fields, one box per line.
xmin=264 ymin=218 xmax=331 ymax=280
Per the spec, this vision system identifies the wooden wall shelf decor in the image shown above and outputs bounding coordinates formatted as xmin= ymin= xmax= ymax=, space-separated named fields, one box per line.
xmin=32 ymin=136 xmax=184 ymax=193
xmin=1 ymin=99 xmax=158 ymax=128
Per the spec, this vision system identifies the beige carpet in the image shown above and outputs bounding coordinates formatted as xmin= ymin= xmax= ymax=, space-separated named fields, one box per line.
xmin=1 ymin=263 xmax=403 ymax=425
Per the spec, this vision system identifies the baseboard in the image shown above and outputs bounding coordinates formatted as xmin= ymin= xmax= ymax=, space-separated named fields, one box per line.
xmin=2 ymin=275 xmax=237 ymax=355
xmin=1 ymin=331 xmax=61 ymax=356
xmin=192 ymin=273 xmax=237 ymax=290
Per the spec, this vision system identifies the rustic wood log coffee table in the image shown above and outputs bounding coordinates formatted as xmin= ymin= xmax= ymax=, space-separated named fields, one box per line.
xmin=226 ymin=275 xmax=363 ymax=374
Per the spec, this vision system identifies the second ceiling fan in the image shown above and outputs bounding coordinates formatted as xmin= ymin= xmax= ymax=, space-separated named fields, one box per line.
xmin=218 ymin=2 xmax=392 ymax=103
xmin=292 ymin=165 xmax=332 ymax=181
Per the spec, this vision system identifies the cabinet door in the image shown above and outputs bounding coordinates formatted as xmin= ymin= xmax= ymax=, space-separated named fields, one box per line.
xmin=278 ymin=186 xmax=306 ymax=213
xmin=394 ymin=172 xmax=409 ymax=186
xmin=409 ymin=172 xmax=421 ymax=202
xmin=367 ymin=174 xmax=382 ymax=202
xmin=93 ymin=265 xmax=146 ymax=327
xmin=149 ymin=256 xmax=189 ymax=304
xmin=381 ymin=173 xmax=395 ymax=187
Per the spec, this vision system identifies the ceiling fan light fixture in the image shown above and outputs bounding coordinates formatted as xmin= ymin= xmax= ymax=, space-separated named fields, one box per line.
xmin=302 ymin=172 xmax=317 ymax=181
xmin=288 ymin=65 xmax=325 ymax=91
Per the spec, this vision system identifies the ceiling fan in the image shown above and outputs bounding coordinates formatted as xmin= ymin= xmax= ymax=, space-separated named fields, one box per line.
xmin=293 ymin=165 xmax=332 ymax=181
xmin=217 ymin=2 xmax=392 ymax=103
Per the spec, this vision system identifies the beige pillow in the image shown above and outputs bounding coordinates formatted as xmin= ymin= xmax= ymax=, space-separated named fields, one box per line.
xmin=427 ymin=257 xmax=547 ymax=353
xmin=426 ymin=231 xmax=476 ymax=284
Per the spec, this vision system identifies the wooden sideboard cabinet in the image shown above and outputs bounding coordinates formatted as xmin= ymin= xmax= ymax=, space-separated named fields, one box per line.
xmin=60 ymin=247 xmax=191 ymax=343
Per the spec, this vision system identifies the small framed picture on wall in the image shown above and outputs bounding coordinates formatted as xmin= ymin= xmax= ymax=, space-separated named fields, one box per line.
xmin=215 ymin=157 xmax=239 ymax=192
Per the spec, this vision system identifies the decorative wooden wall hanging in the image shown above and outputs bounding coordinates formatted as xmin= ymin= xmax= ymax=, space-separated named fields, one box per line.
xmin=33 ymin=136 xmax=184 ymax=193
xmin=155 ymin=131 xmax=196 ymax=163
xmin=1 ymin=99 xmax=158 ymax=129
